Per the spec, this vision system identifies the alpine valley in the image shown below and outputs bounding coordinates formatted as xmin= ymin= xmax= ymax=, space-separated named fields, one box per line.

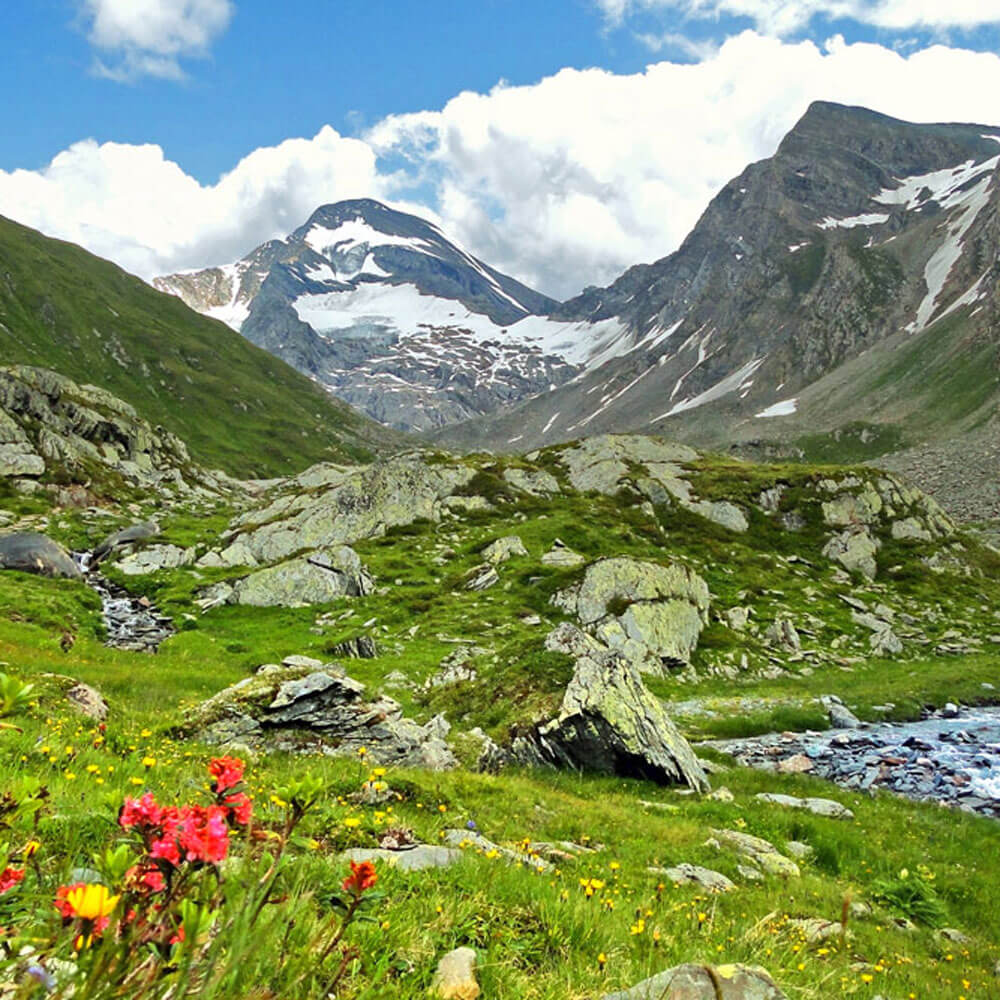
xmin=0 ymin=99 xmax=999 ymax=1000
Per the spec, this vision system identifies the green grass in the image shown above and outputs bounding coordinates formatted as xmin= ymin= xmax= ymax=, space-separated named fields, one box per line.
xmin=0 ymin=216 xmax=405 ymax=477
xmin=1 ymin=446 xmax=999 ymax=996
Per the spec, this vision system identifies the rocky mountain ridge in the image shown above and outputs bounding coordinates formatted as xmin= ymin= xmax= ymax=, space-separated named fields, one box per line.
xmin=155 ymin=199 xmax=635 ymax=432
xmin=433 ymin=103 xmax=1000 ymax=518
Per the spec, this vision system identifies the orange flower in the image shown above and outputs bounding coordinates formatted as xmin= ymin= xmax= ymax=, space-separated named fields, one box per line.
xmin=342 ymin=859 xmax=377 ymax=895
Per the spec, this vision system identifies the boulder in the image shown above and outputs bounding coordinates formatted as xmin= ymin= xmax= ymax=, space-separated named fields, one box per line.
xmin=688 ymin=500 xmax=749 ymax=533
xmin=117 ymin=544 xmax=194 ymax=575
xmin=657 ymin=863 xmax=735 ymax=892
xmin=210 ymin=452 xmax=474 ymax=566
xmin=444 ymin=828 xmax=552 ymax=872
xmin=464 ymin=564 xmax=499 ymax=591
xmin=66 ymin=683 xmax=109 ymax=722
xmin=432 ymin=947 xmax=480 ymax=1000
xmin=541 ymin=541 xmax=585 ymax=567
xmin=823 ymin=526 xmax=880 ymax=580
xmin=481 ymin=535 xmax=528 ymax=564
xmin=503 ymin=467 xmax=560 ymax=495
xmin=556 ymin=557 xmax=710 ymax=626
xmin=602 ymin=963 xmax=787 ymax=1000
xmin=93 ymin=521 xmax=160 ymax=562
xmin=755 ymin=793 xmax=854 ymax=820
xmin=341 ymin=846 xmax=461 ymax=872
xmin=513 ymin=624 xmax=709 ymax=791
xmin=0 ymin=533 xmax=81 ymax=580
xmin=184 ymin=666 xmax=457 ymax=769
xmin=764 ymin=616 xmax=800 ymax=652
xmin=558 ymin=435 xmax=698 ymax=496
xmin=227 ymin=547 xmax=373 ymax=607
xmin=821 ymin=695 xmax=861 ymax=730
xmin=891 ymin=517 xmax=933 ymax=542
xmin=710 ymin=829 xmax=800 ymax=878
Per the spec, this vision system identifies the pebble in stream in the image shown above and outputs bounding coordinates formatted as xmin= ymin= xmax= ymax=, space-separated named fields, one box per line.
xmin=74 ymin=553 xmax=174 ymax=653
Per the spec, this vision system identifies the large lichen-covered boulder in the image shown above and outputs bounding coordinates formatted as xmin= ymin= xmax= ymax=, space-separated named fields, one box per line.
xmin=503 ymin=467 xmax=560 ymax=495
xmin=513 ymin=624 xmax=708 ymax=791
xmin=0 ymin=532 xmax=81 ymax=580
xmin=602 ymin=963 xmax=787 ymax=1000
xmin=557 ymin=435 xmax=698 ymax=496
xmin=229 ymin=547 xmax=374 ymax=607
xmin=185 ymin=665 xmax=456 ymax=769
xmin=554 ymin=558 xmax=710 ymax=673
xmin=210 ymin=452 xmax=475 ymax=566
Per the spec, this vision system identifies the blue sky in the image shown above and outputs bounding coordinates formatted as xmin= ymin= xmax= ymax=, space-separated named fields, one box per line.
xmin=4 ymin=1 xmax=1000 ymax=296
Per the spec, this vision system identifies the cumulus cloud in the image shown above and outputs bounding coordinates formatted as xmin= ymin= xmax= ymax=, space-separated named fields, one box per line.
xmin=596 ymin=0 xmax=1000 ymax=35
xmin=4 ymin=34 xmax=1000 ymax=296
xmin=0 ymin=128 xmax=382 ymax=276
xmin=80 ymin=0 xmax=235 ymax=81
xmin=369 ymin=32 xmax=1000 ymax=295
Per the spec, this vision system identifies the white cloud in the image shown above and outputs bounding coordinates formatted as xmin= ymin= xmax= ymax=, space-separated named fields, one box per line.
xmin=0 ymin=128 xmax=382 ymax=277
xmin=596 ymin=0 xmax=1000 ymax=35
xmin=369 ymin=32 xmax=1000 ymax=295
xmin=3 ymin=34 xmax=1000 ymax=297
xmin=80 ymin=0 xmax=235 ymax=81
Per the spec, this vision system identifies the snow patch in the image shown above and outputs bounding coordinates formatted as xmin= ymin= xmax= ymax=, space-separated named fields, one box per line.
xmin=817 ymin=212 xmax=889 ymax=230
xmin=653 ymin=358 xmax=764 ymax=422
xmin=756 ymin=398 xmax=798 ymax=418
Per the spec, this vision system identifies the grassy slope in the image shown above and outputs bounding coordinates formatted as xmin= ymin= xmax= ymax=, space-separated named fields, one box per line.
xmin=1 ymin=456 xmax=999 ymax=997
xmin=0 ymin=216 xmax=404 ymax=477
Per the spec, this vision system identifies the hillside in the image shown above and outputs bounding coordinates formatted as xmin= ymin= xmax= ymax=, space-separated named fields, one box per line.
xmin=0 ymin=432 xmax=999 ymax=997
xmin=0 ymin=216 xmax=404 ymax=477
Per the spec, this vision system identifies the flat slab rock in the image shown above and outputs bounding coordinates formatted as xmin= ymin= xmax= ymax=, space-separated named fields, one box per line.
xmin=655 ymin=863 xmax=735 ymax=892
xmin=341 ymin=846 xmax=461 ymax=872
xmin=755 ymin=793 xmax=855 ymax=820
xmin=602 ymin=963 xmax=787 ymax=1000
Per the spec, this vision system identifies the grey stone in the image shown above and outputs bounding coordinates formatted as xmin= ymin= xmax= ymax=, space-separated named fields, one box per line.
xmin=0 ymin=532 xmax=81 ymax=580
xmin=541 ymin=541 xmax=585 ymax=567
xmin=658 ymin=863 xmax=735 ymax=892
xmin=464 ymin=563 xmax=499 ymax=591
xmin=601 ymin=963 xmax=787 ymax=1000
xmin=93 ymin=521 xmax=160 ymax=561
xmin=765 ymin=616 xmax=800 ymax=652
xmin=341 ymin=846 xmax=461 ymax=872
xmin=444 ymin=828 xmax=551 ymax=872
xmin=481 ymin=535 xmax=528 ymax=564
xmin=117 ymin=544 xmax=193 ymax=575
xmin=823 ymin=526 xmax=880 ymax=580
xmin=711 ymin=829 xmax=800 ymax=878
xmin=755 ymin=793 xmax=855 ymax=820
xmin=432 ymin=946 xmax=480 ymax=1000
xmin=66 ymin=682 xmax=108 ymax=721
xmin=503 ymin=467 xmax=560 ymax=495
xmin=227 ymin=547 xmax=373 ymax=607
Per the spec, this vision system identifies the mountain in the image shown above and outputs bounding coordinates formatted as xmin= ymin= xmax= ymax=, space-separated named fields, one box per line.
xmin=155 ymin=199 xmax=635 ymax=432
xmin=434 ymin=103 xmax=1000 ymax=517
xmin=0 ymin=215 xmax=404 ymax=478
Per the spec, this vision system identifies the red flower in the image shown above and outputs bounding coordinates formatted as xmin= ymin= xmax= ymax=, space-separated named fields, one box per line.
xmin=224 ymin=791 xmax=253 ymax=826
xmin=209 ymin=756 xmax=245 ymax=794
xmin=119 ymin=793 xmax=165 ymax=834
xmin=342 ymin=859 xmax=377 ymax=895
xmin=0 ymin=868 xmax=24 ymax=895
xmin=125 ymin=864 xmax=166 ymax=895
xmin=54 ymin=883 xmax=85 ymax=920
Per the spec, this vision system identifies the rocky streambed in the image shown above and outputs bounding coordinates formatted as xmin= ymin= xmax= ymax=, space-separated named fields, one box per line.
xmin=74 ymin=553 xmax=174 ymax=652
xmin=712 ymin=708 xmax=1000 ymax=819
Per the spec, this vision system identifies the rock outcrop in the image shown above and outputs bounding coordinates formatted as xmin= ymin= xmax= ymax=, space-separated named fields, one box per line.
xmin=554 ymin=557 xmax=710 ymax=674
xmin=513 ymin=624 xmax=709 ymax=791
xmin=0 ymin=366 xmax=232 ymax=496
xmin=185 ymin=664 xmax=456 ymax=769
